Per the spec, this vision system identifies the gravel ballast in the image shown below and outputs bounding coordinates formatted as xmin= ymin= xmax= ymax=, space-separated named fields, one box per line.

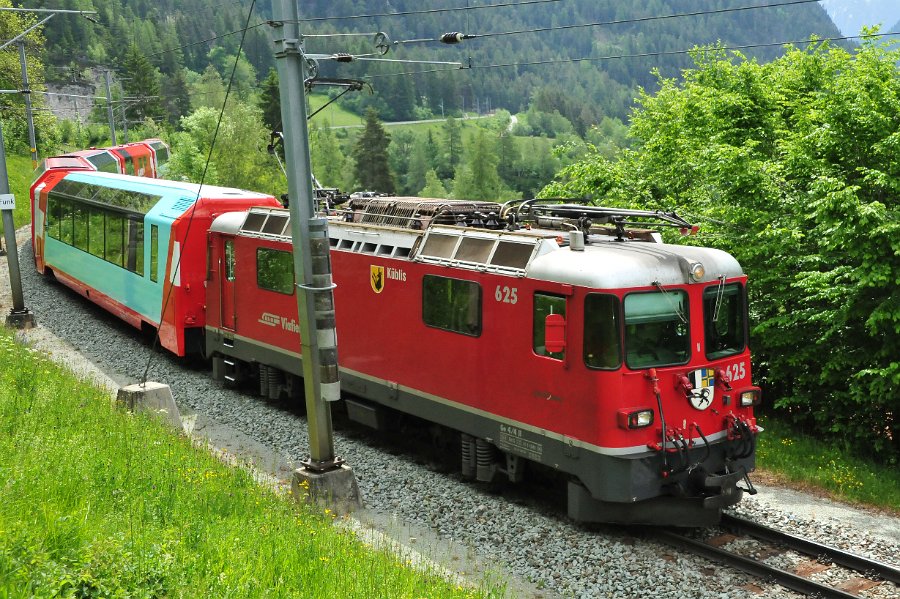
xmin=3 ymin=230 xmax=898 ymax=599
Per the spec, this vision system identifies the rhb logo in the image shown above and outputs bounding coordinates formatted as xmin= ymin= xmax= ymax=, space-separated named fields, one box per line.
xmin=258 ymin=312 xmax=280 ymax=327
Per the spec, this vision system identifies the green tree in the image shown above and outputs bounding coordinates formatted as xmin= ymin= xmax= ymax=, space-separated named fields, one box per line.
xmin=191 ymin=64 xmax=226 ymax=110
xmin=172 ymin=102 xmax=282 ymax=194
xmin=309 ymin=124 xmax=346 ymax=189
xmin=496 ymin=132 xmax=520 ymax=191
xmin=206 ymin=47 xmax=256 ymax=100
xmin=388 ymin=129 xmax=416 ymax=194
xmin=419 ymin=169 xmax=447 ymax=198
xmin=0 ymin=1 xmax=58 ymax=155
xmin=352 ymin=108 xmax=395 ymax=193
xmin=162 ymin=68 xmax=192 ymax=126
xmin=440 ymin=117 xmax=462 ymax=179
xmin=451 ymin=130 xmax=504 ymax=201
xmin=122 ymin=43 xmax=162 ymax=122
xmin=542 ymin=40 xmax=900 ymax=461
xmin=258 ymin=68 xmax=281 ymax=132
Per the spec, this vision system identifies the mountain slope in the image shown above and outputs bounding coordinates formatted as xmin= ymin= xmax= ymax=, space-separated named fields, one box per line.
xmin=17 ymin=0 xmax=843 ymax=124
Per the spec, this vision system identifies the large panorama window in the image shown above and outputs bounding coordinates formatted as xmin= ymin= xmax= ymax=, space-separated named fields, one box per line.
xmin=423 ymin=275 xmax=481 ymax=336
xmin=703 ymin=282 xmax=746 ymax=360
xmin=46 ymin=182 xmax=155 ymax=277
xmin=624 ymin=290 xmax=690 ymax=368
xmin=584 ymin=294 xmax=622 ymax=369
xmin=257 ymin=247 xmax=294 ymax=294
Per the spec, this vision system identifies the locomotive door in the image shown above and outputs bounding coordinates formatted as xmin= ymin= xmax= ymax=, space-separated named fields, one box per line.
xmin=532 ymin=292 xmax=568 ymax=399
xmin=220 ymin=239 xmax=236 ymax=330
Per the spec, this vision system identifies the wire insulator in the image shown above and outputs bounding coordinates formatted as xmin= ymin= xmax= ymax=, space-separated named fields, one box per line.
xmin=440 ymin=32 xmax=471 ymax=44
xmin=332 ymin=53 xmax=354 ymax=62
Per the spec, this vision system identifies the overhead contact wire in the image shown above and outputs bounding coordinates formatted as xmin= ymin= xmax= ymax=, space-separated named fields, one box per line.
xmin=396 ymin=0 xmax=823 ymax=44
xmin=367 ymin=31 xmax=900 ymax=79
xmin=290 ymin=0 xmax=564 ymax=23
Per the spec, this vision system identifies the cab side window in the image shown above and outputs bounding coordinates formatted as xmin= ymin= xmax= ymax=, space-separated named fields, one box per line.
xmin=256 ymin=247 xmax=294 ymax=294
xmin=423 ymin=275 xmax=482 ymax=336
xmin=533 ymin=293 xmax=566 ymax=359
xmin=584 ymin=294 xmax=622 ymax=369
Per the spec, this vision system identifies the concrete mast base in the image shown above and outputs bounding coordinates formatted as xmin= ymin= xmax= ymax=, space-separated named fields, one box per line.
xmin=6 ymin=308 xmax=35 ymax=329
xmin=291 ymin=464 xmax=363 ymax=517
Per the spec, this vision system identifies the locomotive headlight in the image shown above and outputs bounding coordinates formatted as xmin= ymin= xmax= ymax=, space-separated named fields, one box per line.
xmin=618 ymin=409 xmax=654 ymax=430
xmin=739 ymin=388 xmax=761 ymax=407
xmin=689 ymin=262 xmax=705 ymax=282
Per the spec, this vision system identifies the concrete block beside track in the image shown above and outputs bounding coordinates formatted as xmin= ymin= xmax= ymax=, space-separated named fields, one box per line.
xmin=116 ymin=381 xmax=182 ymax=430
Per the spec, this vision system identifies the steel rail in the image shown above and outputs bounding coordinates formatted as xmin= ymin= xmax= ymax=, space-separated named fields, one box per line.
xmin=655 ymin=529 xmax=860 ymax=599
xmin=721 ymin=514 xmax=900 ymax=585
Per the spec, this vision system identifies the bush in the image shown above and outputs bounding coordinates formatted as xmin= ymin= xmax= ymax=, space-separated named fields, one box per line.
xmin=542 ymin=39 xmax=900 ymax=463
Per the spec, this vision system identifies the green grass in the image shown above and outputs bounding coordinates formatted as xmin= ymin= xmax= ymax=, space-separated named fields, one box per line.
xmin=0 ymin=154 xmax=35 ymax=235
xmin=756 ymin=415 xmax=900 ymax=512
xmin=0 ymin=328 xmax=501 ymax=598
xmin=308 ymin=94 xmax=366 ymax=128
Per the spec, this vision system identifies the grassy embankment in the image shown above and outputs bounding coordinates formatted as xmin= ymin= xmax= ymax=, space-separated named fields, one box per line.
xmin=0 ymin=328 xmax=499 ymax=598
xmin=755 ymin=415 xmax=900 ymax=513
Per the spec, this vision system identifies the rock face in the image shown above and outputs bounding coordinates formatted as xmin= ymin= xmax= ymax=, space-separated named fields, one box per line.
xmin=43 ymin=82 xmax=97 ymax=122
xmin=819 ymin=0 xmax=900 ymax=36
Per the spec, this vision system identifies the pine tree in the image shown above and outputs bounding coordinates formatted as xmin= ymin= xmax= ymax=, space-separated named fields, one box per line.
xmin=352 ymin=108 xmax=395 ymax=193
xmin=441 ymin=117 xmax=462 ymax=179
xmin=258 ymin=68 xmax=281 ymax=132
xmin=122 ymin=44 xmax=162 ymax=123
xmin=497 ymin=132 xmax=520 ymax=190
xmin=467 ymin=130 xmax=503 ymax=200
xmin=405 ymin=140 xmax=430 ymax=195
xmin=162 ymin=69 xmax=192 ymax=126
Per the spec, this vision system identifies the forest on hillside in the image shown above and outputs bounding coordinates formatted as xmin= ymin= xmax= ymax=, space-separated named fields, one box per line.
xmin=1 ymin=0 xmax=852 ymax=201
xmin=15 ymin=0 xmax=845 ymax=124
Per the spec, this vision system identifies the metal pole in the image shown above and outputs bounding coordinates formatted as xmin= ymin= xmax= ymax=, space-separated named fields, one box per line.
xmin=272 ymin=0 xmax=342 ymax=470
xmin=0 ymin=119 xmax=35 ymax=328
xmin=104 ymin=71 xmax=117 ymax=146
xmin=18 ymin=41 xmax=38 ymax=170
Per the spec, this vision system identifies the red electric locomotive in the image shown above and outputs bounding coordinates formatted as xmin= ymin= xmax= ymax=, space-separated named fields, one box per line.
xmin=203 ymin=197 xmax=761 ymax=526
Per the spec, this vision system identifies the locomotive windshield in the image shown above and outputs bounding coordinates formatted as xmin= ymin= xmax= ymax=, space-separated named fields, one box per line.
xmin=703 ymin=282 xmax=746 ymax=359
xmin=624 ymin=291 xmax=690 ymax=368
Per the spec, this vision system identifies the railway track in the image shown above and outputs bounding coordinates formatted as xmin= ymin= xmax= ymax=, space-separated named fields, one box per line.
xmin=654 ymin=514 xmax=900 ymax=598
